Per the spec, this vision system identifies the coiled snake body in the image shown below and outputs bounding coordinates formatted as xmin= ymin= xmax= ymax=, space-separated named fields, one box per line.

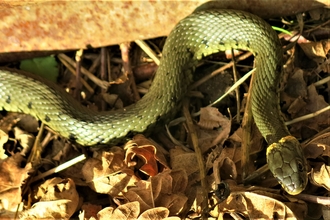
xmin=0 ymin=10 xmax=307 ymax=194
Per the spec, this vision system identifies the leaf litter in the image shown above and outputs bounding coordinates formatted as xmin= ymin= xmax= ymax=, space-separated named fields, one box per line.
xmin=0 ymin=7 xmax=330 ymax=220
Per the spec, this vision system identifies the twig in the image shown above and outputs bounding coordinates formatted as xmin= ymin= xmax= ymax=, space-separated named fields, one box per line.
xmin=31 ymin=154 xmax=86 ymax=183
xmin=285 ymin=106 xmax=330 ymax=126
xmin=182 ymin=98 xmax=208 ymax=219
xmin=135 ymin=40 xmax=160 ymax=65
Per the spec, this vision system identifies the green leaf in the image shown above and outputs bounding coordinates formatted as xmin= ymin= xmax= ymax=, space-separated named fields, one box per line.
xmin=20 ymin=56 xmax=59 ymax=82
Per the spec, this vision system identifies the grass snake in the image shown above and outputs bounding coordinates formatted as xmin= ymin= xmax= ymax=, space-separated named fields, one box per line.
xmin=0 ymin=10 xmax=307 ymax=195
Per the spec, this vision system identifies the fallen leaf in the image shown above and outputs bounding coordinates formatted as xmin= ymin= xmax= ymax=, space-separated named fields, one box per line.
xmin=138 ymin=207 xmax=169 ymax=220
xmin=289 ymin=84 xmax=330 ymax=140
xmin=21 ymin=177 xmax=79 ymax=219
xmin=125 ymin=144 xmax=159 ymax=177
xmin=299 ymin=39 xmax=330 ymax=63
xmin=198 ymin=107 xmax=229 ymax=129
xmin=123 ymin=170 xmax=188 ymax=215
xmin=97 ymin=201 xmax=140 ymax=220
xmin=82 ymin=147 xmax=135 ymax=196
xmin=194 ymin=107 xmax=231 ymax=155
xmin=303 ymin=132 xmax=330 ymax=158
xmin=216 ymin=191 xmax=307 ymax=219
xmin=0 ymin=153 xmax=32 ymax=211
xmin=170 ymin=147 xmax=198 ymax=176
xmin=80 ymin=203 xmax=103 ymax=220
xmin=310 ymin=163 xmax=330 ymax=191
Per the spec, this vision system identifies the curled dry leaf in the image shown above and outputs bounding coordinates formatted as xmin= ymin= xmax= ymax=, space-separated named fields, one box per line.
xmin=13 ymin=127 xmax=35 ymax=152
xmin=124 ymin=134 xmax=168 ymax=177
xmin=303 ymin=132 xmax=330 ymax=158
xmin=0 ymin=153 xmax=32 ymax=212
xmin=82 ymin=147 xmax=136 ymax=196
xmin=310 ymin=163 xmax=330 ymax=191
xmin=0 ymin=113 xmax=21 ymax=155
xmin=21 ymin=177 xmax=79 ymax=219
xmin=213 ymin=157 xmax=237 ymax=184
xmin=299 ymin=39 xmax=330 ymax=63
xmin=125 ymin=144 xmax=159 ymax=177
xmin=216 ymin=191 xmax=307 ymax=219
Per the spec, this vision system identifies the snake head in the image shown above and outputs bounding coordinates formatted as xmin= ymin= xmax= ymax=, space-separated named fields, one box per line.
xmin=266 ymin=136 xmax=308 ymax=195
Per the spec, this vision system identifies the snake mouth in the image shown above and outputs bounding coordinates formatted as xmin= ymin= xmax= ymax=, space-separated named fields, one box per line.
xmin=277 ymin=173 xmax=307 ymax=195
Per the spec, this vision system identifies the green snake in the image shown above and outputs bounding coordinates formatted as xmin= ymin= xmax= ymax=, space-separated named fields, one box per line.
xmin=0 ymin=10 xmax=307 ymax=195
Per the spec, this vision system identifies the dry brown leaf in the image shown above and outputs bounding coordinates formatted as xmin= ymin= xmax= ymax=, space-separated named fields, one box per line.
xmin=290 ymin=84 xmax=330 ymax=139
xmin=151 ymin=170 xmax=173 ymax=197
xmin=97 ymin=201 xmax=140 ymax=220
xmin=82 ymin=147 xmax=135 ymax=196
xmin=127 ymin=134 xmax=169 ymax=168
xmin=80 ymin=203 xmax=102 ymax=220
xmin=125 ymin=144 xmax=159 ymax=177
xmin=21 ymin=177 xmax=79 ymax=219
xmin=216 ymin=191 xmax=306 ymax=219
xmin=287 ymin=96 xmax=307 ymax=116
xmin=299 ymin=39 xmax=330 ymax=63
xmin=0 ymin=153 xmax=32 ymax=211
xmin=310 ymin=163 xmax=330 ymax=191
xmin=0 ymin=112 xmax=21 ymax=134
xmin=15 ymin=114 xmax=39 ymax=133
xmin=228 ymin=127 xmax=264 ymax=162
xmin=0 ymin=129 xmax=8 ymax=158
xmin=196 ymin=128 xmax=222 ymax=153
xmin=213 ymin=157 xmax=237 ymax=184
xmin=123 ymin=186 xmax=153 ymax=212
xmin=96 ymin=207 xmax=114 ymax=220
xmin=138 ymin=207 xmax=169 ymax=220
xmin=152 ymin=171 xmax=188 ymax=215
xmin=124 ymin=135 xmax=169 ymax=178
xmin=156 ymin=193 xmax=187 ymax=215
xmin=20 ymin=200 xmax=75 ymax=220
xmin=0 ymin=113 xmax=20 ymax=154
xmin=303 ymin=132 xmax=330 ymax=158
xmin=281 ymin=69 xmax=307 ymax=111
xmin=123 ymin=170 xmax=188 ymax=215
xmin=170 ymin=147 xmax=198 ymax=176
xmin=198 ymin=107 xmax=228 ymax=129
xmin=198 ymin=107 xmax=231 ymax=147
xmin=13 ymin=127 xmax=35 ymax=152
xmin=170 ymin=169 xmax=188 ymax=194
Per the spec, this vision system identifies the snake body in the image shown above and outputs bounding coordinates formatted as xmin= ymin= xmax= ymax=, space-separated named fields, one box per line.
xmin=0 ymin=10 xmax=307 ymax=194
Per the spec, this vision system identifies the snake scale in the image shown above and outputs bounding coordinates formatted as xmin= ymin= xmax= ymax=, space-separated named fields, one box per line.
xmin=0 ymin=10 xmax=307 ymax=195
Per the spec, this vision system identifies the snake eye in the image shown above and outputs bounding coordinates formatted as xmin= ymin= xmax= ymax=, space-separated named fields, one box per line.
xmin=297 ymin=160 xmax=304 ymax=172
